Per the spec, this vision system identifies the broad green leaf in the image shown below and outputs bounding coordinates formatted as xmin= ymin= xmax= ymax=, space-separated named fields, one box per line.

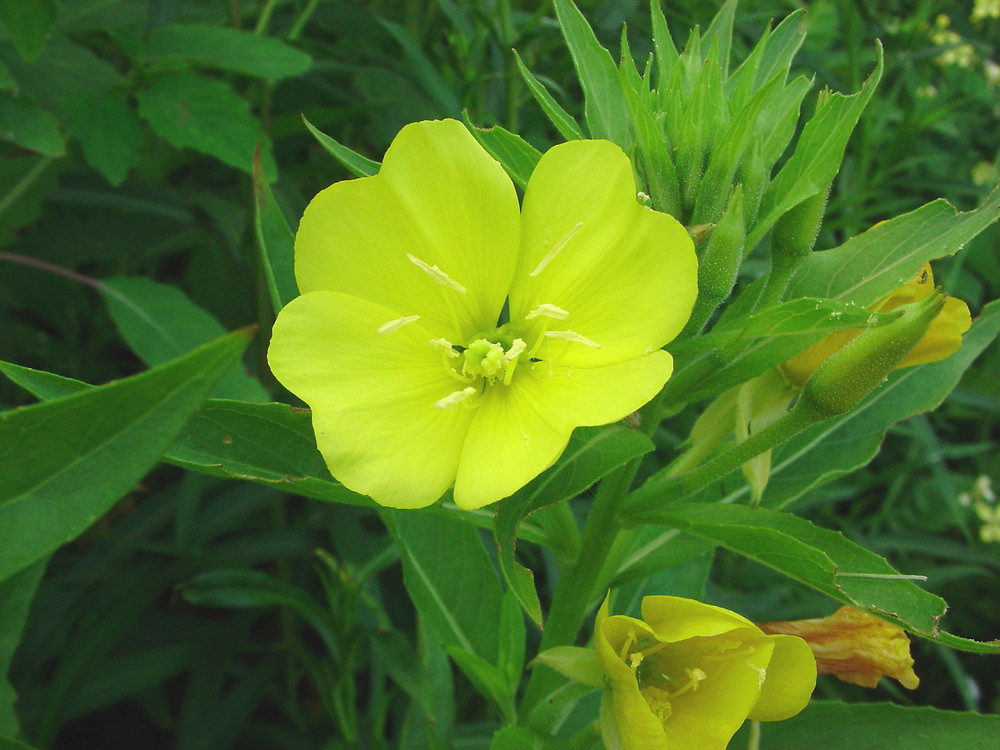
xmin=512 ymin=50 xmax=584 ymax=141
xmin=99 ymin=276 xmax=269 ymax=402
xmin=145 ymin=23 xmax=311 ymax=79
xmin=0 ymin=330 xmax=250 ymax=582
xmin=445 ymin=646 xmax=515 ymax=722
xmin=0 ymin=93 xmax=63 ymax=156
xmin=788 ymin=184 xmax=1000 ymax=307
xmin=750 ymin=701 xmax=1000 ymax=750
xmin=628 ymin=503 xmax=998 ymax=653
xmin=137 ymin=71 xmax=275 ymax=178
xmin=553 ymin=0 xmax=631 ymax=147
xmin=0 ymin=557 xmax=47 ymax=735
xmin=63 ymin=90 xmax=142 ymax=185
xmin=253 ymin=145 xmax=297 ymax=313
xmin=697 ymin=300 xmax=1000 ymax=512
xmin=462 ymin=115 xmax=541 ymax=190
xmin=385 ymin=510 xmax=504 ymax=663
xmin=494 ymin=425 xmax=654 ymax=625
xmin=302 ymin=115 xmax=379 ymax=177
xmin=490 ymin=726 xmax=549 ymax=750
xmin=749 ymin=43 xmax=883 ymax=249
xmin=0 ymin=0 xmax=54 ymax=61
xmin=663 ymin=297 xmax=893 ymax=407
xmin=0 ymin=36 xmax=120 ymax=105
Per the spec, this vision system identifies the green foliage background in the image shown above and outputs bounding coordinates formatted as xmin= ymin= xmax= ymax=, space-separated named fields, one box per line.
xmin=0 ymin=0 xmax=998 ymax=748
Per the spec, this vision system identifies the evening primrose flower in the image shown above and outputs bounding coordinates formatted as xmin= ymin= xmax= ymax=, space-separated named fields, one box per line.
xmin=782 ymin=262 xmax=971 ymax=387
xmin=596 ymin=596 xmax=815 ymax=750
xmin=759 ymin=606 xmax=919 ymax=690
xmin=268 ymin=119 xmax=697 ymax=510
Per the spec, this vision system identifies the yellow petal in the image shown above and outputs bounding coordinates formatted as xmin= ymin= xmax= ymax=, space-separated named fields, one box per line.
xmin=294 ymin=119 xmax=520 ymax=343
xmin=510 ymin=139 xmax=696 ymax=368
xmin=748 ymin=634 xmax=817 ymax=721
xmin=452 ymin=351 xmax=672 ymax=509
xmin=267 ymin=291 xmax=473 ymax=508
xmin=898 ymin=294 xmax=971 ymax=367
xmin=641 ymin=595 xmax=759 ymax=643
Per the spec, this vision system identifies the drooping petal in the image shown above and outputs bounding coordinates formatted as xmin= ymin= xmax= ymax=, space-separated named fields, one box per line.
xmin=641 ymin=595 xmax=759 ymax=643
xmin=452 ymin=351 xmax=673 ymax=509
xmin=509 ymin=139 xmax=696 ymax=368
xmin=898 ymin=294 xmax=971 ymax=367
xmin=294 ymin=119 xmax=520 ymax=343
xmin=267 ymin=291 xmax=474 ymax=508
xmin=748 ymin=634 xmax=817 ymax=721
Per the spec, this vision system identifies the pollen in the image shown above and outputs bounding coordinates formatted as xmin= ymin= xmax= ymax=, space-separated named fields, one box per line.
xmin=429 ymin=338 xmax=459 ymax=357
xmin=406 ymin=253 xmax=468 ymax=293
xmin=529 ymin=222 xmax=583 ymax=277
xmin=435 ymin=387 xmax=477 ymax=409
xmin=377 ymin=315 xmax=421 ymax=334
xmin=526 ymin=303 xmax=570 ymax=320
xmin=545 ymin=329 xmax=601 ymax=348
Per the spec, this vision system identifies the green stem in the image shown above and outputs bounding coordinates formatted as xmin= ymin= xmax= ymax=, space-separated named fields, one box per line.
xmin=288 ymin=0 xmax=321 ymax=41
xmin=520 ymin=389 xmax=668 ymax=722
xmin=622 ymin=401 xmax=824 ymax=520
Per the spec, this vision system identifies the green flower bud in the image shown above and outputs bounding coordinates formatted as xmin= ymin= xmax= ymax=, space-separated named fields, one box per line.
xmin=797 ymin=291 xmax=945 ymax=419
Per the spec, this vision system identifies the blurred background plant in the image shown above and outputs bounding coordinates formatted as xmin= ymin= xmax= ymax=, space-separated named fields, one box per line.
xmin=1 ymin=0 xmax=997 ymax=748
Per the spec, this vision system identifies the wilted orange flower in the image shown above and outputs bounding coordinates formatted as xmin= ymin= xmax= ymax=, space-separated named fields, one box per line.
xmin=759 ymin=606 xmax=919 ymax=689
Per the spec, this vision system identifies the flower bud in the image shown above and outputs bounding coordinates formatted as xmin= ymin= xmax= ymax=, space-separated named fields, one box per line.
xmin=759 ymin=606 xmax=919 ymax=690
xmin=797 ymin=290 xmax=945 ymax=419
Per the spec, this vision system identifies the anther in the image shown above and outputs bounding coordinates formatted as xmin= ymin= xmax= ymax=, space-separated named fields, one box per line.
xmin=529 ymin=222 xmax=583 ymax=277
xmin=407 ymin=253 xmax=468 ymax=293
xmin=429 ymin=338 xmax=459 ymax=357
xmin=545 ymin=329 xmax=602 ymax=348
xmin=435 ymin=387 xmax=477 ymax=410
xmin=526 ymin=303 xmax=569 ymax=320
xmin=377 ymin=315 xmax=420 ymax=334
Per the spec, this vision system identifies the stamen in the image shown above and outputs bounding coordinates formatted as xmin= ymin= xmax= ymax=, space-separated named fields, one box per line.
xmin=667 ymin=668 xmax=707 ymax=699
xmin=435 ymin=387 xmax=477 ymax=410
xmin=526 ymin=303 xmax=569 ymax=320
xmin=545 ymin=329 xmax=602 ymax=348
xmin=529 ymin=222 xmax=583 ymax=277
xmin=429 ymin=338 xmax=459 ymax=358
xmin=504 ymin=338 xmax=527 ymax=361
xmin=407 ymin=253 xmax=468 ymax=294
xmin=377 ymin=315 xmax=420 ymax=334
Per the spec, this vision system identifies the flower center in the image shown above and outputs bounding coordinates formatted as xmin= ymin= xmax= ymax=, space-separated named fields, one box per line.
xmin=433 ymin=325 xmax=528 ymax=409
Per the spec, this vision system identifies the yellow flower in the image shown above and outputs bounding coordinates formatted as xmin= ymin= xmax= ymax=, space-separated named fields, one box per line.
xmin=782 ymin=263 xmax=971 ymax=388
xmin=596 ymin=596 xmax=815 ymax=750
xmin=268 ymin=120 xmax=697 ymax=509
xmin=759 ymin=606 xmax=919 ymax=690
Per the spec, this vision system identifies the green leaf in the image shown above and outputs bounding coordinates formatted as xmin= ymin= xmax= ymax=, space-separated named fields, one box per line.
xmin=137 ymin=71 xmax=275 ymax=177
xmin=752 ymin=701 xmax=1000 ymax=750
xmin=444 ymin=646 xmax=514 ymax=722
xmin=0 ymin=36 xmax=120 ymax=106
xmin=630 ymin=503 xmax=998 ymax=654
xmin=253 ymin=146 xmax=298 ymax=314
xmin=0 ymin=92 xmax=63 ymax=156
xmin=0 ymin=0 xmax=54 ymax=61
xmin=99 ymin=276 xmax=269 ymax=402
xmin=301 ymin=115 xmax=379 ymax=177
xmin=788 ymin=183 xmax=1000 ymax=307
xmin=63 ymin=90 xmax=142 ymax=185
xmin=553 ymin=0 xmax=631 ymax=147
xmin=181 ymin=568 xmax=341 ymax=656
xmin=0 ymin=557 xmax=47 ymax=735
xmin=145 ymin=23 xmax=311 ymax=79
xmin=706 ymin=299 xmax=1000 ymax=512
xmin=494 ymin=425 xmax=654 ymax=625
xmin=385 ymin=510 xmax=504 ymax=663
xmin=378 ymin=18 xmax=461 ymax=115
xmin=664 ymin=297 xmax=894 ymax=406
xmin=749 ymin=42 xmax=884 ymax=249
xmin=0 ymin=329 xmax=251 ymax=583
xmin=0 ymin=734 xmax=40 ymax=750
xmin=490 ymin=726 xmax=549 ymax=750
xmin=512 ymin=50 xmax=584 ymax=141
xmin=462 ymin=115 xmax=541 ymax=190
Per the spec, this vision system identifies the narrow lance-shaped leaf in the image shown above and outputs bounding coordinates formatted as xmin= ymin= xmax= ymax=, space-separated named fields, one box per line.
xmin=553 ymin=0 xmax=632 ymax=147
xmin=0 ymin=329 xmax=252 ymax=582
xmin=628 ymin=503 xmax=998 ymax=654
xmin=302 ymin=115 xmax=379 ymax=177
xmin=512 ymin=50 xmax=584 ymax=142
xmin=253 ymin=145 xmax=298 ymax=313
xmin=462 ymin=115 xmax=541 ymax=190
